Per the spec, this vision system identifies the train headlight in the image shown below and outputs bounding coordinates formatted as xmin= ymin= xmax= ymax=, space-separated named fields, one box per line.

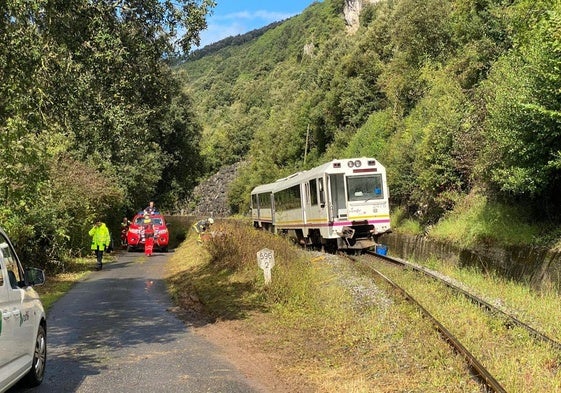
xmin=354 ymin=160 xmax=362 ymax=168
xmin=348 ymin=161 xmax=354 ymax=168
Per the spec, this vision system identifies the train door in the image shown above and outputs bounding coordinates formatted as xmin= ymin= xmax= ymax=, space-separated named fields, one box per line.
xmin=303 ymin=182 xmax=310 ymax=224
xmin=327 ymin=174 xmax=347 ymax=221
xmin=306 ymin=179 xmax=323 ymax=222
xmin=268 ymin=192 xmax=276 ymax=233
xmin=318 ymin=177 xmax=329 ymax=226
xmin=251 ymin=194 xmax=259 ymax=220
xmin=326 ymin=176 xmax=334 ymax=222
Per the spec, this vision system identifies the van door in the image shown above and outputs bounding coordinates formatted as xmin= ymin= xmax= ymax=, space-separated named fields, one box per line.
xmin=0 ymin=236 xmax=35 ymax=370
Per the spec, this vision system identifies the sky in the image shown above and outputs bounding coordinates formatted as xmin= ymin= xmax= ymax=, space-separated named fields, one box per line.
xmin=196 ymin=0 xmax=321 ymax=49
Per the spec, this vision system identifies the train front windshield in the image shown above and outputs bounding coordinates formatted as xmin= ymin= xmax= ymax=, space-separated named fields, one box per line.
xmin=347 ymin=175 xmax=384 ymax=201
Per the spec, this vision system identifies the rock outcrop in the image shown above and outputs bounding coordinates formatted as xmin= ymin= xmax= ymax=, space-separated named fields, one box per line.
xmin=344 ymin=0 xmax=381 ymax=33
xmin=184 ymin=162 xmax=243 ymax=218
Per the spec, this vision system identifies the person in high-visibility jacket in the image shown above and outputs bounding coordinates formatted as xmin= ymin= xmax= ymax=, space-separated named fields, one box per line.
xmin=89 ymin=220 xmax=111 ymax=271
xmin=192 ymin=217 xmax=214 ymax=243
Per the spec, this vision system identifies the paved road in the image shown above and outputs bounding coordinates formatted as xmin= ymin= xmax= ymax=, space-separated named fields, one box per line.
xmin=10 ymin=250 xmax=262 ymax=393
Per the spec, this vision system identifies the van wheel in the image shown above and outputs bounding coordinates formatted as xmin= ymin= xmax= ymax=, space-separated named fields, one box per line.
xmin=23 ymin=324 xmax=46 ymax=387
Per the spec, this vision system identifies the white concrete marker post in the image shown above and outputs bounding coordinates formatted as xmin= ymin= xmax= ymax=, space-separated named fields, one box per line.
xmin=257 ymin=248 xmax=275 ymax=285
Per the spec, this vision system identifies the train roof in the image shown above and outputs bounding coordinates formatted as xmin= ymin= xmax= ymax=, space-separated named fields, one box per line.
xmin=250 ymin=182 xmax=279 ymax=195
xmin=251 ymin=157 xmax=384 ymax=195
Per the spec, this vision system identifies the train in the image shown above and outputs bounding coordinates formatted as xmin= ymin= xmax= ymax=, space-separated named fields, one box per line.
xmin=251 ymin=157 xmax=391 ymax=251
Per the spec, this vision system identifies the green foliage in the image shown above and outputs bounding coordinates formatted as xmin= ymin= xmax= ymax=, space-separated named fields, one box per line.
xmin=185 ymin=21 xmax=284 ymax=62
xmin=155 ymin=0 xmax=561 ymax=259
xmin=405 ymin=66 xmax=475 ymax=222
xmin=343 ymin=109 xmax=394 ymax=159
xmin=389 ymin=0 xmax=454 ymax=65
xmin=0 ymin=0 xmax=212 ymax=268
xmin=179 ymin=0 xmax=345 ymax=181
xmin=482 ymin=3 xmax=561 ymax=213
xmin=428 ymin=193 xmax=542 ymax=248
xmin=391 ymin=206 xmax=423 ymax=235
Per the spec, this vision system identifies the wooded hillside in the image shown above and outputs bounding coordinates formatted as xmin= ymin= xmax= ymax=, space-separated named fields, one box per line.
xmin=179 ymin=0 xmax=561 ymax=243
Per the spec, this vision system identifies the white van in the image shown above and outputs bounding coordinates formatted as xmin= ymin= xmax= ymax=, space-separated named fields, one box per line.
xmin=0 ymin=228 xmax=46 ymax=392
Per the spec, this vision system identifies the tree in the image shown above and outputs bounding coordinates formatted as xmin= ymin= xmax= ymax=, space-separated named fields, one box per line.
xmin=0 ymin=0 xmax=214 ymax=267
xmin=482 ymin=3 xmax=561 ymax=215
xmin=410 ymin=67 xmax=474 ymax=221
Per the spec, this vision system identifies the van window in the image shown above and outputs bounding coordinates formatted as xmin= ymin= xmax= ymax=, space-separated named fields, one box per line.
xmin=0 ymin=235 xmax=21 ymax=288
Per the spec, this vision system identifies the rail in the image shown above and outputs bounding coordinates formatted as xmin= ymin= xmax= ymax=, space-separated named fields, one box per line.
xmin=367 ymin=251 xmax=561 ymax=352
xmin=353 ymin=258 xmax=507 ymax=393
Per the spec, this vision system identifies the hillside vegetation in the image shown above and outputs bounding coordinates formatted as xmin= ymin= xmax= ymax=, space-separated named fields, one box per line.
xmin=179 ymin=0 xmax=561 ymax=248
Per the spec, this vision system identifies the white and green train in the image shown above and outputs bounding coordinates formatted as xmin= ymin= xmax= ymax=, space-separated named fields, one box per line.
xmin=251 ymin=157 xmax=391 ymax=251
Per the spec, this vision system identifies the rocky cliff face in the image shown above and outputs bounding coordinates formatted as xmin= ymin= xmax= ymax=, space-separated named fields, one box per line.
xmin=183 ymin=162 xmax=243 ymax=218
xmin=344 ymin=0 xmax=381 ymax=33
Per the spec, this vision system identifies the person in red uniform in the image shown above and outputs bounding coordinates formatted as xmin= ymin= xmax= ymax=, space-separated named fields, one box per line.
xmin=143 ymin=213 xmax=155 ymax=256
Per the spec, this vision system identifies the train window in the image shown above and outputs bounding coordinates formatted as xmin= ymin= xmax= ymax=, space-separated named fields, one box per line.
xmin=318 ymin=178 xmax=325 ymax=206
xmin=251 ymin=194 xmax=257 ymax=209
xmin=275 ymin=185 xmax=301 ymax=210
xmin=258 ymin=193 xmax=271 ymax=209
xmin=347 ymin=175 xmax=384 ymax=201
xmin=309 ymin=180 xmax=318 ymax=206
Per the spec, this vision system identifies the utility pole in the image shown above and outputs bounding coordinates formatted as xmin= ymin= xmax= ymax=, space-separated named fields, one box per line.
xmin=304 ymin=124 xmax=310 ymax=166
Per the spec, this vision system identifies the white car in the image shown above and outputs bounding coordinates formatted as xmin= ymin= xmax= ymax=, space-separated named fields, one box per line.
xmin=0 ymin=228 xmax=46 ymax=392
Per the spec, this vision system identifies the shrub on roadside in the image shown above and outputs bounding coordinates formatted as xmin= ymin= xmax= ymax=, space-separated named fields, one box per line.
xmin=1 ymin=155 xmax=123 ymax=273
xmin=202 ymin=220 xmax=340 ymax=312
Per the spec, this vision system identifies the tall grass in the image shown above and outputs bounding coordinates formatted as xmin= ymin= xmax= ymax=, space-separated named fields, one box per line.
xmin=391 ymin=205 xmax=423 ymax=235
xmin=428 ymin=193 xmax=542 ymax=248
xmin=185 ymin=219 xmax=348 ymax=318
xmin=166 ymin=220 xmax=481 ymax=391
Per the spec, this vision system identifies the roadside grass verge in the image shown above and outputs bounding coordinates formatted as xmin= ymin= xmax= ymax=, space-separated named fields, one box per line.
xmin=166 ymin=220 xmax=481 ymax=392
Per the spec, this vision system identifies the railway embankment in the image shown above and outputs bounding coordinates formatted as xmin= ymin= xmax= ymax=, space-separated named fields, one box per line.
xmin=383 ymin=233 xmax=561 ymax=292
xmin=167 ymin=220 xmax=561 ymax=392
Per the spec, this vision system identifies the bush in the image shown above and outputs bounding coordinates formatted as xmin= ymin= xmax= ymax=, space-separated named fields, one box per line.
xmin=203 ymin=219 xmax=331 ymax=310
xmin=1 ymin=155 xmax=123 ymax=273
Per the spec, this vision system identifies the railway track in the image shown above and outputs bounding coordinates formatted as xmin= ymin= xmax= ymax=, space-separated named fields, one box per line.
xmin=347 ymin=250 xmax=561 ymax=392
xmin=348 ymin=252 xmax=508 ymax=393
xmin=365 ymin=251 xmax=561 ymax=352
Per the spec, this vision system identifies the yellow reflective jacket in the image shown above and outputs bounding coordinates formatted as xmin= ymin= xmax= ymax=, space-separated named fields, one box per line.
xmin=89 ymin=223 xmax=111 ymax=251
